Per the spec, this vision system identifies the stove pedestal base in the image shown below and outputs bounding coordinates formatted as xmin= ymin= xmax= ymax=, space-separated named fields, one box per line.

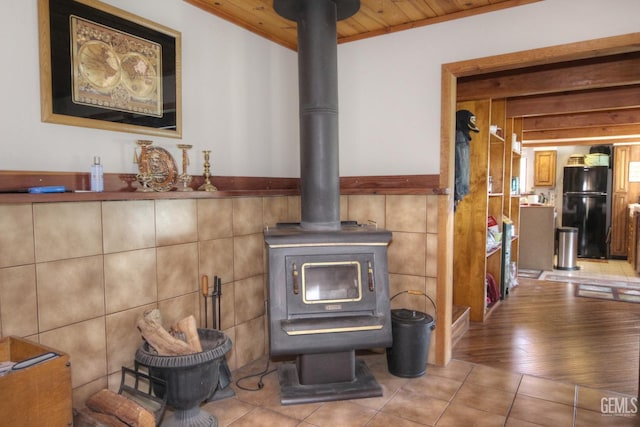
xmin=277 ymin=358 xmax=382 ymax=405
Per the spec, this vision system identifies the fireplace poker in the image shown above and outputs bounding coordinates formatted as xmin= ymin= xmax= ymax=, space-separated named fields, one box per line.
xmin=210 ymin=276 xmax=223 ymax=330
xmin=201 ymin=275 xmax=209 ymax=328
xmin=216 ymin=276 xmax=222 ymax=330
xmin=211 ymin=275 xmax=218 ymax=330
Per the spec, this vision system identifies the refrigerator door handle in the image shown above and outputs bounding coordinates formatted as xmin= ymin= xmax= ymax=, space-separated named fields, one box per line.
xmin=564 ymin=191 xmax=607 ymax=196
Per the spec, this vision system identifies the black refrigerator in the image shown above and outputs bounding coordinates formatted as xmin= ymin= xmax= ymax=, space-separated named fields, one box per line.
xmin=561 ymin=166 xmax=611 ymax=259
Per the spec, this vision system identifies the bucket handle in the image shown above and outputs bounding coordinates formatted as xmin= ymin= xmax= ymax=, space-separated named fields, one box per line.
xmin=390 ymin=290 xmax=437 ymax=327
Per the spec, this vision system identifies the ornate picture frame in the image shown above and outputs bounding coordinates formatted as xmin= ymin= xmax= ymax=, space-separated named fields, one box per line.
xmin=38 ymin=0 xmax=182 ymax=138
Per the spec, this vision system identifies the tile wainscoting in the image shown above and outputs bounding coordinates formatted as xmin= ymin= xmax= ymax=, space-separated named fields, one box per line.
xmin=0 ymin=193 xmax=441 ymax=408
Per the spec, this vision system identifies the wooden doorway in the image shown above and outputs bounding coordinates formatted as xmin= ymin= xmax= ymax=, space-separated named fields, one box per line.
xmin=436 ymin=33 xmax=640 ymax=366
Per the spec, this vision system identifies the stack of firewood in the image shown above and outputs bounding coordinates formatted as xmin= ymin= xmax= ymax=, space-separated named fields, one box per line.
xmin=136 ymin=309 xmax=202 ymax=355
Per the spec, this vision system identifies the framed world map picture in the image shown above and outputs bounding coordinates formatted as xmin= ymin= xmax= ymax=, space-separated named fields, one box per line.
xmin=38 ymin=0 xmax=182 ymax=138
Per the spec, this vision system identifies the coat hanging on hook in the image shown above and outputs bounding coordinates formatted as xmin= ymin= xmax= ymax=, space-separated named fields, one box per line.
xmin=454 ymin=109 xmax=480 ymax=211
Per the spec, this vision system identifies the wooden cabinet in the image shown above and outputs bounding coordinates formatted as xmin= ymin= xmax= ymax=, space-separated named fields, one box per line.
xmin=611 ymin=193 xmax=629 ymax=257
xmin=636 ymin=212 xmax=640 ymax=273
xmin=611 ymin=145 xmax=632 ymax=258
xmin=0 ymin=336 xmax=72 ymax=426
xmin=629 ymin=208 xmax=637 ymax=267
xmin=453 ymin=98 xmax=518 ymax=322
xmin=608 ymin=144 xmax=640 ymax=261
xmin=613 ymin=145 xmax=630 ymax=193
xmin=534 ymin=150 xmax=557 ymax=187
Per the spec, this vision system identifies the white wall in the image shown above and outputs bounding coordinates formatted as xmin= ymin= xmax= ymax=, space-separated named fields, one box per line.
xmin=338 ymin=0 xmax=640 ymax=175
xmin=1 ymin=0 xmax=299 ymax=177
xmin=1 ymin=0 xmax=639 ymax=177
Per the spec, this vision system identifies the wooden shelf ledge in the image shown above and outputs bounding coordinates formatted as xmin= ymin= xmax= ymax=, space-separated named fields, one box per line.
xmin=0 ymin=171 xmax=445 ymax=203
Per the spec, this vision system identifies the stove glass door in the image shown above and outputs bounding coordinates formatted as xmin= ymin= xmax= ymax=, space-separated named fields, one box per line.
xmin=302 ymin=261 xmax=362 ymax=303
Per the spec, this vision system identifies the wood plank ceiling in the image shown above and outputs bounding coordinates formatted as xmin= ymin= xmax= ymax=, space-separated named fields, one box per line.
xmin=184 ymin=0 xmax=640 ymax=147
xmin=184 ymin=0 xmax=541 ymax=50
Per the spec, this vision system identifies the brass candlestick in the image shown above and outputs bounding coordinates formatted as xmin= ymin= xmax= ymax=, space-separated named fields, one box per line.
xmin=176 ymin=144 xmax=193 ymax=192
xmin=198 ymin=150 xmax=218 ymax=192
xmin=135 ymin=140 xmax=154 ymax=192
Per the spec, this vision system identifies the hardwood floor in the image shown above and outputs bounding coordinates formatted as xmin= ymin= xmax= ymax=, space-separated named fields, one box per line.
xmin=452 ymin=277 xmax=640 ymax=396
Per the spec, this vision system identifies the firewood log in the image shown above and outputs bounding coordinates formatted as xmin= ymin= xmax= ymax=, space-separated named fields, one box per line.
xmin=172 ymin=315 xmax=202 ymax=352
xmin=74 ymin=407 xmax=128 ymax=427
xmin=137 ymin=309 xmax=196 ymax=355
xmin=86 ymin=389 xmax=155 ymax=427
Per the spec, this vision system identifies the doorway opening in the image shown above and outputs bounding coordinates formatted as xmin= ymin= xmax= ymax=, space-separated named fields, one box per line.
xmin=436 ymin=32 xmax=640 ymax=365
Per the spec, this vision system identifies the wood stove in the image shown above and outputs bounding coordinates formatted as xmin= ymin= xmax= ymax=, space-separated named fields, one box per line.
xmin=266 ymin=0 xmax=391 ymax=405
xmin=266 ymin=222 xmax=392 ymax=356
xmin=265 ymin=222 xmax=392 ymax=404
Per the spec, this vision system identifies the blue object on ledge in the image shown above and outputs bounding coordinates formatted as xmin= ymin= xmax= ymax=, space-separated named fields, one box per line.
xmin=28 ymin=185 xmax=66 ymax=193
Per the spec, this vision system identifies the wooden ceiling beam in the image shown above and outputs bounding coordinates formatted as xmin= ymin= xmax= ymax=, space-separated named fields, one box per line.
xmin=523 ymin=108 xmax=640 ymax=131
xmin=522 ymin=137 xmax=640 ymax=148
xmin=507 ymin=85 xmax=640 ymax=117
xmin=457 ymin=53 xmax=640 ymax=100
xmin=523 ymin=123 xmax=640 ymax=141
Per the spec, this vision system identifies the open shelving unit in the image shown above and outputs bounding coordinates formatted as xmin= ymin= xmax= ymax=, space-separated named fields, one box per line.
xmin=453 ymin=98 xmax=521 ymax=322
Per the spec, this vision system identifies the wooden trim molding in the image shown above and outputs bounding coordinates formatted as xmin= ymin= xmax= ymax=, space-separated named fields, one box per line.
xmin=340 ymin=174 xmax=446 ymax=195
xmin=0 ymin=171 xmax=298 ymax=193
xmin=0 ymin=171 xmax=443 ymax=203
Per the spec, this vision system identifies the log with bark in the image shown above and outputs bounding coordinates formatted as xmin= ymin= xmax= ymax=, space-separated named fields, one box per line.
xmin=85 ymin=389 xmax=155 ymax=427
xmin=74 ymin=407 xmax=128 ymax=427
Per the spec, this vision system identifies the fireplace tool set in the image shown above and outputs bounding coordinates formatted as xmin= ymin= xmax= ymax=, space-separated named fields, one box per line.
xmin=201 ymin=274 xmax=234 ymax=402
xmin=201 ymin=274 xmax=222 ymax=330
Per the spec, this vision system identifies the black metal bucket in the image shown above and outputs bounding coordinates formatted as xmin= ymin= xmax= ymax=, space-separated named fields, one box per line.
xmin=386 ymin=291 xmax=437 ymax=378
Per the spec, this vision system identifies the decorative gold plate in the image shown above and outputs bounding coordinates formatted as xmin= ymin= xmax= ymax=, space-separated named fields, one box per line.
xmin=140 ymin=146 xmax=178 ymax=192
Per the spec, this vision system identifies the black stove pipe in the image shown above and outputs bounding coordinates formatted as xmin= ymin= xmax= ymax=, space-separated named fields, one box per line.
xmin=274 ymin=0 xmax=360 ymax=231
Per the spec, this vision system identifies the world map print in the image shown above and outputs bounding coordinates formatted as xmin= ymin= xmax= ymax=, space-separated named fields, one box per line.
xmin=70 ymin=15 xmax=162 ymax=117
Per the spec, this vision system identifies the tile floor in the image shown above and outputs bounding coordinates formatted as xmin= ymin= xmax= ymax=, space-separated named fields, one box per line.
xmin=199 ymin=351 xmax=639 ymax=426
xmin=193 ymin=258 xmax=640 ymax=426
xmin=543 ymin=258 xmax=640 ymax=283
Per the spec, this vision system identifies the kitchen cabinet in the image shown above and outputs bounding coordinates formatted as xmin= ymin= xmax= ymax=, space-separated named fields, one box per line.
xmin=453 ymin=98 xmax=519 ymax=322
xmin=611 ymin=145 xmax=630 ymax=257
xmin=534 ymin=150 xmax=557 ymax=187
xmin=613 ymin=145 xmax=630 ymax=193
xmin=611 ymin=193 xmax=629 ymax=257
xmin=629 ymin=206 xmax=637 ymax=268
xmin=636 ymin=211 xmax=640 ymax=273
xmin=611 ymin=145 xmax=639 ymax=259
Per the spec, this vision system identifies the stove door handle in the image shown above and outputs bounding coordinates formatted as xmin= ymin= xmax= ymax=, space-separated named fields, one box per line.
xmin=368 ymin=261 xmax=374 ymax=291
xmin=292 ymin=263 xmax=299 ymax=295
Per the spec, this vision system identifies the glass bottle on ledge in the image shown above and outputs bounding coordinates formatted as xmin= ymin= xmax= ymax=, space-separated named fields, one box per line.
xmin=91 ymin=156 xmax=103 ymax=192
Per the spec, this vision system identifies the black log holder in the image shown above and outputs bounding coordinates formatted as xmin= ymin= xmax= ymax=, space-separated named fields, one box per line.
xmin=278 ymin=350 xmax=382 ymax=405
xmin=135 ymin=329 xmax=231 ymax=427
xmin=118 ymin=366 xmax=168 ymax=425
